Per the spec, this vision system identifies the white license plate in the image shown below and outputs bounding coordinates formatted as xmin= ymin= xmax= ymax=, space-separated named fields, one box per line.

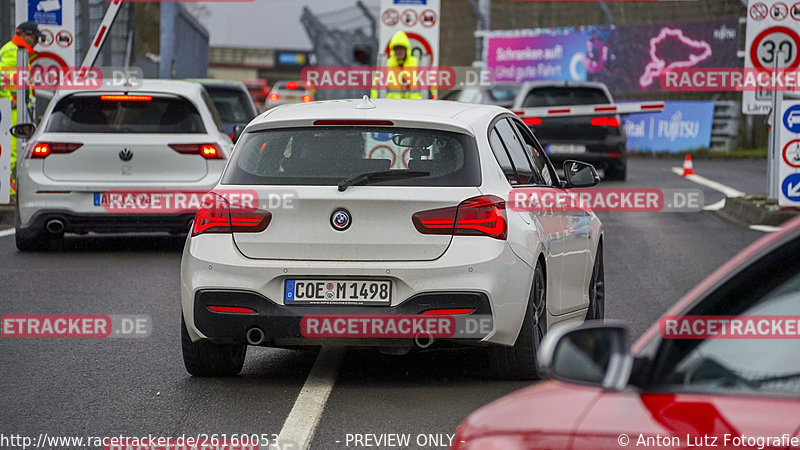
xmin=547 ymin=144 xmax=587 ymax=154
xmin=285 ymin=279 xmax=391 ymax=305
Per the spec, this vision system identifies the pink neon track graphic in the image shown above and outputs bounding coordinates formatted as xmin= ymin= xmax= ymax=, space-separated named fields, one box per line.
xmin=639 ymin=27 xmax=713 ymax=88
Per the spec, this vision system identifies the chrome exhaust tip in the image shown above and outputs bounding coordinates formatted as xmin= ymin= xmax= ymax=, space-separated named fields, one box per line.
xmin=45 ymin=219 xmax=65 ymax=234
xmin=246 ymin=327 xmax=265 ymax=345
xmin=414 ymin=333 xmax=434 ymax=349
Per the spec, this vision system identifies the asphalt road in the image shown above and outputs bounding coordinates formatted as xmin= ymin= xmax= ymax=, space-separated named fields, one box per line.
xmin=0 ymin=158 xmax=766 ymax=450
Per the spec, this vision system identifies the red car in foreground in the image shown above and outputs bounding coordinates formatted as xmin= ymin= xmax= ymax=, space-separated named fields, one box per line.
xmin=454 ymin=216 xmax=800 ymax=450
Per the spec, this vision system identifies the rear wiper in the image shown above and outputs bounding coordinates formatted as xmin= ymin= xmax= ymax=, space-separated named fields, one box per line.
xmin=338 ymin=170 xmax=430 ymax=192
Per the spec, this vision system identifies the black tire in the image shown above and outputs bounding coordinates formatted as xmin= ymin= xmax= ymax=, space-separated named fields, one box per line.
xmin=586 ymin=244 xmax=605 ymax=321
xmin=181 ymin=315 xmax=246 ymax=377
xmin=604 ymin=164 xmax=627 ymax=181
xmin=489 ymin=261 xmax=547 ymax=380
xmin=15 ymin=226 xmax=57 ymax=251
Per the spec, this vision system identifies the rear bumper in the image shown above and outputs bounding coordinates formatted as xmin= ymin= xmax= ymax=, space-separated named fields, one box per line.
xmin=541 ymin=138 xmax=626 ymax=170
xmin=181 ymin=234 xmax=536 ymax=347
xmin=21 ymin=209 xmax=195 ymax=234
xmin=193 ymin=289 xmax=492 ymax=345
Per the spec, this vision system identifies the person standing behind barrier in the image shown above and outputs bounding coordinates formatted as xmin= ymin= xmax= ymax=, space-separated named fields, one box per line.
xmin=371 ymin=31 xmax=422 ymax=100
xmin=0 ymin=22 xmax=42 ymax=196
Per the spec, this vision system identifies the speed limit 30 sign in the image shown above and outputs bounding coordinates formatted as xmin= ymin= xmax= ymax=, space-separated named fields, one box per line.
xmin=744 ymin=0 xmax=800 ymax=114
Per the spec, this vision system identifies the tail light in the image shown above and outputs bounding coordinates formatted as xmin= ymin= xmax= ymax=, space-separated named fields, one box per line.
xmin=422 ymin=308 xmax=475 ymax=315
xmin=522 ymin=117 xmax=542 ymax=126
xmin=169 ymin=143 xmax=224 ymax=160
xmin=268 ymin=93 xmax=280 ymax=102
xmin=412 ymin=195 xmax=507 ymax=240
xmin=286 ymin=81 xmax=299 ymax=90
xmin=27 ymin=142 xmax=82 ymax=159
xmin=301 ymin=95 xmax=313 ymax=103
xmin=207 ymin=306 xmax=257 ymax=314
xmin=191 ymin=193 xmax=271 ymax=237
xmin=100 ymin=95 xmax=152 ymax=102
xmin=590 ymin=117 xmax=620 ymax=127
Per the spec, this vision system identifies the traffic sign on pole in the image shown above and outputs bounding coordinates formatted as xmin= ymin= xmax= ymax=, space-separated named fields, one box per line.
xmin=744 ymin=0 xmax=800 ymax=114
xmin=778 ymin=100 xmax=800 ymax=206
xmin=16 ymin=0 xmax=75 ymax=67
xmin=379 ymin=0 xmax=441 ymax=95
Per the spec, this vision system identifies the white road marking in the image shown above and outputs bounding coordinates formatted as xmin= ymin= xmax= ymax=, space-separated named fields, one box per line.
xmin=671 ymin=167 xmax=746 ymax=198
xmin=277 ymin=347 xmax=345 ymax=450
xmin=702 ymin=199 xmax=726 ymax=211
xmin=750 ymin=225 xmax=783 ymax=233
xmin=0 ymin=228 xmax=15 ymax=238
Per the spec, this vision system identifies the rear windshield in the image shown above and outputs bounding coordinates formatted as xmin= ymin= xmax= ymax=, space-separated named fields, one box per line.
xmin=523 ymin=87 xmax=610 ymax=107
xmin=45 ymin=95 xmax=206 ymax=133
xmin=205 ymin=86 xmax=257 ymax=123
xmin=488 ymin=85 xmax=520 ymax=102
xmin=274 ymin=81 xmax=310 ymax=92
xmin=222 ymin=127 xmax=480 ymax=187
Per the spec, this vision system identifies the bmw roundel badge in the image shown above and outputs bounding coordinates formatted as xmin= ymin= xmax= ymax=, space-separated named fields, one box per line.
xmin=330 ymin=208 xmax=352 ymax=231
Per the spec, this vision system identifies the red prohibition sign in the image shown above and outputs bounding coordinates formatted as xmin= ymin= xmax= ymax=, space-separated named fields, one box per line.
xmin=750 ymin=26 xmax=800 ymax=70
xmin=31 ymin=52 xmax=69 ymax=69
xmin=401 ymin=9 xmax=418 ymax=27
xmin=751 ymin=2 xmax=769 ymax=20
xmin=783 ymin=139 xmax=800 ymax=168
xmin=382 ymin=8 xmax=399 ymax=27
xmin=369 ymin=145 xmax=397 ymax=168
xmin=401 ymin=147 xmax=412 ymax=169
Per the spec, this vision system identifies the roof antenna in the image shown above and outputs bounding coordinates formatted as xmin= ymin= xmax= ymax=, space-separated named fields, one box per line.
xmin=356 ymin=95 xmax=376 ymax=110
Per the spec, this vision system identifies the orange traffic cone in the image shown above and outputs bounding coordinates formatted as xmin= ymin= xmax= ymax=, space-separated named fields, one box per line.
xmin=682 ymin=154 xmax=695 ymax=176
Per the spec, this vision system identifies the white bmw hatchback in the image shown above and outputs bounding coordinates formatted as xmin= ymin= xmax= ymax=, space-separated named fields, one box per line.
xmin=180 ymin=97 xmax=604 ymax=379
xmin=13 ymin=79 xmax=234 ymax=251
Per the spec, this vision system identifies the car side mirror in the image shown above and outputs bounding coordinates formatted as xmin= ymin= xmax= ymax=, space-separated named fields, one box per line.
xmin=563 ymin=160 xmax=600 ymax=188
xmin=538 ymin=321 xmax=633 ymax=391
xmin=231 ymin=125 xmax=245 ymax=144
xmin=10 ymin=123 xmax=36 ymax=139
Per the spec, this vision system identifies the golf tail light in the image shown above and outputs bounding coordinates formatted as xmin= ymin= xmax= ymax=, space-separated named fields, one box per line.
xmin=169 ymin=143 xmax=224 ymax=160
xmin=269 ymin=93 xmax=280 ymax=102
xmin=100 ymin=95 xmax=152 ymax=102
xmin=590 ymin=116 xmax=620 ymax=127
xmin=301 ymin=95 xmax=313 ymax=103
xmin=28 ymin=142 xmax=83 ymax=159
xmin=191 ymin=193 xmax=272 ymax=237
xmin=412 ymin=195 xmax=507 ymax=240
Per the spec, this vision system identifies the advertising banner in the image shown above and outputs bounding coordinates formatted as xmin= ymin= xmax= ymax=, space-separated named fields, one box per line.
xmin=623 ymin=101 xmax=716 ymax=153
xmin=484 ymin=20 xmax=739 ymax=94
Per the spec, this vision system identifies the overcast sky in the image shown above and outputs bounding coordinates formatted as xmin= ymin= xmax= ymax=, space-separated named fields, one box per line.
xmin=197 ymin=0 xmax=380 ymax=50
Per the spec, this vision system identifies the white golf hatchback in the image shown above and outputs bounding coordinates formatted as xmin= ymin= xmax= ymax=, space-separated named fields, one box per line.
xmin=180 ymin=97 xmax=604 ymax=379
xmin=13 ymin=79 xmax=234 ymax=250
